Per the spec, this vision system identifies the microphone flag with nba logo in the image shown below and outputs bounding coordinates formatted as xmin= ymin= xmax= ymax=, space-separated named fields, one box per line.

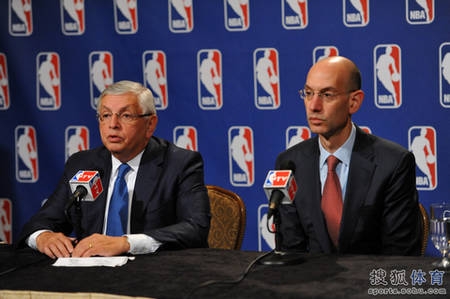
xmin=69 ymin=170 xmax=103 ymax=201
xmin=263 ymin=161 xmax=297 ymax=219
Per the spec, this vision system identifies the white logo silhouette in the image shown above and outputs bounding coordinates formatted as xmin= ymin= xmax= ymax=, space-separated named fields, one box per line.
xmin=411 ymin=128 xmax=435 ymax=185
xmin=17 ymin=127 xmax=37 ymax=175
xmin=230 ymin=128 xmax=252 ymax=181
xmin=91 ymin=53 xmax=112 ymax=93
xmin=376 ymin=46 xmax=400 ymax=103
xmin=145 ymin=53 xmax=166 ymax=105
xmin=199 ymin=51 xmax=221 ymax=105
xmin=12 ymin=0 xmax=31 ymax=32
xmin=38 ymin=54 xmax=59 ymax=103
xmin=256 ymin=49 xmax=278 ymax=105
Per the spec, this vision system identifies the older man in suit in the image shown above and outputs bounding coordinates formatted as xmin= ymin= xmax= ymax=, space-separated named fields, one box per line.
xmin=276 ymin=56 xmax=421 ymax=255
xmin=17 ymin=80 xmax=210 ymax=258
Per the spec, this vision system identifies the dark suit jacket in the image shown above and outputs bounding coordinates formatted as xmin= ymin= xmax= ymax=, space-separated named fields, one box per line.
xmin=276 ymin=126 xmax=422 ymax=255
xmin=17 ymin=136 xmax=211 ymax=250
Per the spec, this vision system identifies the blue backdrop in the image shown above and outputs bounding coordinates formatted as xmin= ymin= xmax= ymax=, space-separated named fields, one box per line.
xmin=0 ymin=0 xmax=449 ymax=257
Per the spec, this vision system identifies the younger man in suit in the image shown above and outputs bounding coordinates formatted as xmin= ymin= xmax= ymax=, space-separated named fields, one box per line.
xmin=276 ymin=56 xmax=421 ymax=255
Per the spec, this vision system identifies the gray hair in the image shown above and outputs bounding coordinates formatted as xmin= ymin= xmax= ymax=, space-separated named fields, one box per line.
xmin=97 ymin=80 xmax=157 ymax=116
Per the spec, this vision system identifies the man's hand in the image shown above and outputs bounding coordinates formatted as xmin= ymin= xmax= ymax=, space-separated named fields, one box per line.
xmin=71 ymin=233 xmax=130 ymax=257
xmin=36 ymin=231 xmax=75 ymax=259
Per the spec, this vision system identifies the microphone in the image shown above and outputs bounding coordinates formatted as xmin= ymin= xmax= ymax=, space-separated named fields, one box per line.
xmin=263 ymin=161 xmax=297 ymax=219
xmin=69 ymin=170 xmax=103 ymax=201
xmin=260 ymin=160 xmax=304 ymax=266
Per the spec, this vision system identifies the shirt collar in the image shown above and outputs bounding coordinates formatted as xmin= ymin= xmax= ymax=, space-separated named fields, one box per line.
xmin=111 ymin=150 xmax=145 ymax=175
xmin=319 ymin=123 xmax=356 ymax=169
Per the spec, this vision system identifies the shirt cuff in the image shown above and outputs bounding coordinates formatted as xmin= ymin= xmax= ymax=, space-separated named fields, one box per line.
xmin=26 ymin=229 xmax=51 ymax=250
xmin=125 ymin=234 xmax=162 ymax=255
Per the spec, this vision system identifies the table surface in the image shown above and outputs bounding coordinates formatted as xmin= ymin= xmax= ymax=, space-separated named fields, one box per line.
xmin=0 ymin=245 xmax=448 ymax=299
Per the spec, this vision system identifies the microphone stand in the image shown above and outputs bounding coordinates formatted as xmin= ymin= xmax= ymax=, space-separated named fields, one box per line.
xmin=64 ymin=194 xmax=84 ymax=241
xmin=259 ymin=207 xmax=305 ymax=266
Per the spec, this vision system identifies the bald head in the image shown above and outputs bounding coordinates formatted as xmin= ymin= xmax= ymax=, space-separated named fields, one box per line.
xmin=309 ymin=56 xmax=361 ymax=91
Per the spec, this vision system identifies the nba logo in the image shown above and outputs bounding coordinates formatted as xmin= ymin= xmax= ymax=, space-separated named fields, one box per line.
xmin=114 ymin=0 xmax=138 ymax=34
xmin=198 ymin=49 xmax=222 ymax=110
xmin=374 ymin=44 xmax=402 ymax=109
xmin=65 ymin=126 xmax=89 ymax=161
xmin=439 ymin=42 xmax=450 ymax=108
xmin=313 ymin=46 xmax=339 ymax=64
xmin=408 ymin=126 xmax=437 ymax=190
xmin=61 ymin=0 xmax=85 ymax=35
xmin=254 ymin=48 xmax=280 ymax=110
xmin=0 ymin=198 xmax=12 ymax=244
xmin=258 ymin=204 xmax=275 ymax=251
xmin=89 ymin=51 xmax=113 ymax=109
xmin=36 ymin=52 xmax=61 ymax=110
xmin=282 ymin=0 xmax=308 ymax=30
xmin=229 ymin=126 xmax=254 ymax=187
xmin=286 ymin=126 xmax=310 ymax=149
xmin=224 ymin=0 xmax=250 ymax=31
xmin=143 ymin=50 xmax=168 ymax=110
xmin=343 ymin=0 xmax=369 ymax=27
xmin=0 ymin=53 xmax=10 ymax=110
xmin=173 ymin=126 xmax=198 ymax=151
xmin=9 ymin=0 xmax=33 ymax=36
xmin=406 ymin=0 xmax=434 ymax=24
xmin=15 ymin=125 xmax=39 ymax=183
xmin=169 ymin=0 xmax=194 ymax=33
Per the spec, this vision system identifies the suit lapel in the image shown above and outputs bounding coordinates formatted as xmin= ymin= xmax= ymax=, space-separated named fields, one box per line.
xmin=130 ymin=138 xmax=165 ymax=232
xmin=339 ymin=127 xmax=377 ymax=251
xmin=297 ymin=138 xmax=333 ymax=252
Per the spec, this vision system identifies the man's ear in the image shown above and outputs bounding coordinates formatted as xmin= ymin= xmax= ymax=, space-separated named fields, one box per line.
xmin=349 ymin=89 xmax=364 ymax=114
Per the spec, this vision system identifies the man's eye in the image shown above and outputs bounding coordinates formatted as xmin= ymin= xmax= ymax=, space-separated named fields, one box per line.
xmin=323 ymin=92 xmax=333 ymax=98
xmin=102 ymin=113 xmax=112 ymax=119
xmin=121 ymin=113 xmax=132 ymax=120
xmin=304 ymin=90 xmax=313 ymax=97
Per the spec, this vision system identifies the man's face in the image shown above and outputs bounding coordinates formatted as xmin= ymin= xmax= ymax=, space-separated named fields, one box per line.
xmin=98 ymin=92 xmax=157 ymax=162
xmin=303 ymin=62 xmax=354 ymax=140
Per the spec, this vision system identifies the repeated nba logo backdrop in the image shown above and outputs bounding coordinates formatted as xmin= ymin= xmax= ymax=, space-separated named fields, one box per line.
xmin=224 ymin=0 xmax=250 ymax=31
xmin=198 ymin=49 xmax=222 ymax=110
xmin=282 ymin=0 xmax=308 ymax=29
xmin=286 ymin=126 xmax=311 ymax=149
xmin=143 ymin=50 xmax=168 ymax=110
xmin=343 ymin=0 xmax=369 ymax=27
xmin=229 ymin=126 xmax=254 ymax=187
xmin=409 ymin=126 xmax=437 ymax=191
xmin=36 ymin=52 xmax=61 ymax=110
xmin=313 ymin=46 xmax=339 ymax=64
xmin=1 ymin=1 xmax=449 ymax=255
xmin=114 ymin=0 xmax=138 ymax=34
xmin=65 ymin=126 xmax=89 ymax=161
xmin=439 ymin=42 xmax=450 ymax=108
xmin=169 ymin=0 xmax=193 ymax=33
xmin=374 ymin=44 xmax=402 ymax=109
xmin=15 ymin=126 xmax=38 ymax=183
xmin=0 ymin=53 xmax=9 ymax=110
xmin=406 ymin=0 xmax=434 ymax=24
xmin=9 ymin=0 xmax=33 ymax=36
xmin=89 ymin=51 xmax=113 ymax=109
xmin=61 ymin=0 xmax=85 ymax=35
xmin=0 ymin=198 xmax=12 ymax=244
xmin=254 ymin=48 xmax=280 ymax=110
xmin=173 ymin=126 xmax=198 ymax=151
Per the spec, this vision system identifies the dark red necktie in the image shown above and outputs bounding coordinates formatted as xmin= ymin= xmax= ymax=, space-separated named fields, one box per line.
xmin=321 ymin=155 xmax=343 ymax=247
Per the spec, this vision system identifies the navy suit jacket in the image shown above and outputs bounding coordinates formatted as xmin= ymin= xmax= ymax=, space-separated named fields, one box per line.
xmin=276 ymin=126 xmax=422 ymax=255
xmin=17 ymin=136 xmax=211 ymax=250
